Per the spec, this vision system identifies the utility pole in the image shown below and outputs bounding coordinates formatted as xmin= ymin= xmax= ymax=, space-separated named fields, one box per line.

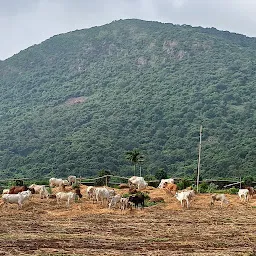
xmin=196 ymin=125 xmax=203 ymax=193
xmin=138 ymin=157 xmax=144 ymax=177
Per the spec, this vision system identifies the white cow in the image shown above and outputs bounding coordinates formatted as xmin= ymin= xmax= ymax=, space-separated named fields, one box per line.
xmin=86 ymin=186 xmax=96 ymax=201
xmin=2 ymin=190 xmax=32 ymax=209
xmin=68 ymin=176 xmax=77 ymax=186
xmin=2 ymin=189 xmax=10 ymax=194
xmin=128 ymin=176 xmax=148 ymax=190
xmin=120 ymin=197 xmax=131 ymax=211
xmin=49 ymin=178 xmax=68 ymax=187
xmin=158 ymin=178 xmax=174 ymax=188
xmin=238 ymin=189 xmax=249 ymax=202
xmin=95 ymin=187 xmax=116 ymax=206
xmin=29 ymin=184 xmax=49 ymax=199
xmin=108 ymin=194 xmax=121 ymax=209
xmin=175 ymin=190 xmax=195 ymax=208
xmin=56 ymin=192 xmax=76 ymax=207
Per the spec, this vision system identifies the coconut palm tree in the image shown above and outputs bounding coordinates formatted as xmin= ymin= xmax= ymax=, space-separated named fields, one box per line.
xmin=125 ymin=149 xmax=144 ymax=176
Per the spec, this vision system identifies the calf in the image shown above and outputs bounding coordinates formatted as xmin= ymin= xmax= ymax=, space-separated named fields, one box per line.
xmin=74 ymin=188 xmax=83 ymax=199
xmin=128 ymin=194 xmax=145 ymax=209
xmin=211 ymin=194 xmax=229 ymax=208
xmin=109 ymin=194 xmax=121 ymax=209
xmin=120 ymin=197 xmax=132 ymax=211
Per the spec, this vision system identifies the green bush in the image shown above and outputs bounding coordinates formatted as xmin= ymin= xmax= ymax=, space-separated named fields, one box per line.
xmin=207 ymin=183 xmax=219 ymax=193
xmin=144 ymin=201 xmax=157 ymax=207
xmin=121 ymin=193 xmax=130 ymax=198
xmin=177 ymin=178 xmax=192 ymax=190
xmin=243 ymin=176 xmax=254 ymax=186
xmin=72 ymin=183 xmax=80 ymax=189
xmin=229 ymin=187 xmax=239 ymax=194
xmin=198 ymin=182 xmax=209 ymax=193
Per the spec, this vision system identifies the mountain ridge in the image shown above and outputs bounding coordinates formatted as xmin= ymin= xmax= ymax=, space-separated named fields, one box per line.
xmin=0 ymin=19 xmax=255 ymax=179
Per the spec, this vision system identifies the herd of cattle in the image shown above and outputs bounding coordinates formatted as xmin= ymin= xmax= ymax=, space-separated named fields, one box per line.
xmin=0 ymin=175 xmax=255 ymax=210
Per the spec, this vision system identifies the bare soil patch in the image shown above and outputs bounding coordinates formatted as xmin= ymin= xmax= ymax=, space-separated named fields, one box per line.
xmin=0 ymin=186 xmax=255 ymax=255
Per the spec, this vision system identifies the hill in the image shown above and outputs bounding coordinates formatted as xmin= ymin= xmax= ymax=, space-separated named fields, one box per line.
xmin=0 ymin=19 xmax=255 ymax=179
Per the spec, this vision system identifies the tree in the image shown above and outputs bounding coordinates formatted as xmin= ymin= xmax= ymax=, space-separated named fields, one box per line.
xmin=125 ymin=149 xmax=144 ymax=176
xmin=155 ymin=168 xmax=167 ymax=180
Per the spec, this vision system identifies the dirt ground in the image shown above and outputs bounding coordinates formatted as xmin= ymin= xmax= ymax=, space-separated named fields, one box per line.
xmin=0 ymin=186 xmax=255 ymax=256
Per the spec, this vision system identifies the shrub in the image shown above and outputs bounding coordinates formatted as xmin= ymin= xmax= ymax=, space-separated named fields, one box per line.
xmin=229 ymin=187 xmax=239 ymax=194
xmin=136 ymin=191 xmax=150 ymax=200
xmin=177 ymin=178 xmax=192 ymax=190
xmin=72 ymin=183 xmax=80 ymax=189
xmin=207 ymin=183 xmax=219 ymax=193
xmin=155 ymin=169 xmax=167 ymax=180
xmin=121 ymin=193 xmax=130 ymax=198
xmin=243 ymin=176 xmax=254 ymax=186
xmin=199 ymin=182 xmax=209 ymax=193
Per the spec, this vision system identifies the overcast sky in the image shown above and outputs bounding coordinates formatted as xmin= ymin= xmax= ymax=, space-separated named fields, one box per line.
xmin=1 ymin=0 xmax=256 ymax=60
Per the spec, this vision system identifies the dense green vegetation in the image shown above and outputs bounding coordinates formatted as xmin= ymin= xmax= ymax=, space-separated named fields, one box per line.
xmin=0 ymin=19 xmax=255 ymax=179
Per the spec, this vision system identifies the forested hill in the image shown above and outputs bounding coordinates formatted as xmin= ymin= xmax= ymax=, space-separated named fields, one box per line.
xmin=0 ymin=19 xmax=255 ymax=179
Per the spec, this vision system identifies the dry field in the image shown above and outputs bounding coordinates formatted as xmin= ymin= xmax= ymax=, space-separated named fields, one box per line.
xmin=0 ymin=186 xmax=255 ymax=256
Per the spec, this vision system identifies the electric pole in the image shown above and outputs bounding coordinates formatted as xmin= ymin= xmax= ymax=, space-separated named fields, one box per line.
xmin=196 ymin=125 xmax=203 ymax=193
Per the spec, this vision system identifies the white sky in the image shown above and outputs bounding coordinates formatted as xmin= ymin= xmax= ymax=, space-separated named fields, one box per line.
xmin=1 ymin=0 xmax=256 ymax=60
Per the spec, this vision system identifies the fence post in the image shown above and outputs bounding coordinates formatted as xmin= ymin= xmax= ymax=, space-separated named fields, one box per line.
xmin=105 ymin=176 xmax=108 ymax=187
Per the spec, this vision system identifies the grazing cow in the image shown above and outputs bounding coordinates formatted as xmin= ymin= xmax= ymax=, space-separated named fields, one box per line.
xmin=2 ymin=190 xmax=32 ymax=209
xmin=210 ymin=194 xmax=229 ymax=208
xmin=29 ymin=184 xmax=49 ymax=199
xmin=158 ymin=178 xmax=174 ymax=189
xmin=108 ymin=194 xmax=121 ymax=209
xmin=49 ymin=178 xmax=67 ymax=188
xmin=238 ymin=189 xmax=249 ymax=202
xmin=120 ymin=197 xmax=132 ymax=211
xmin=56 ymin=192 xmax=76 ymax=207
xmin=68 ymin=176 xmax=77 ymax=186
xmin=128 ymin=176 xmax=148 ymax=190
xmin=9 ymin=186 xmax=35 ymax=194
xmin=128 ymin=194 xmax=145 ymax=209
xmin=163 ymin=182 xmax=178 ymax=195
xmin=245 ymin=187 xmax=255 ymax=198
xmin=174 ymin=190 xmax=194 ymax=208
xmin=86 ymin=186 xmax=96 ymax=201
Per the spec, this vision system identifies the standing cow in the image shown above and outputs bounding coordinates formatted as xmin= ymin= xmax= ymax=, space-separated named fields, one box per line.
xmin=128 ymin=176 xmax=148 ymax=190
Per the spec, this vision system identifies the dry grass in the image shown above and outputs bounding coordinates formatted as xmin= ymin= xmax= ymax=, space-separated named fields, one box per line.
xmin=0 ymin=185 xmax=255 ymax=256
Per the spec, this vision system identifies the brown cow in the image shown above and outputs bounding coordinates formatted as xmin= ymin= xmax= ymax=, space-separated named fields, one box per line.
xmin=9 ymin=186 xmax=35 ymax=194
xmin=163 ymin=182 xmax=178 ymax=195
xmin=245 ymin=186 xmax=255 ymax=198
xmin=74 ymin=188 xmax=83 ymax=198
